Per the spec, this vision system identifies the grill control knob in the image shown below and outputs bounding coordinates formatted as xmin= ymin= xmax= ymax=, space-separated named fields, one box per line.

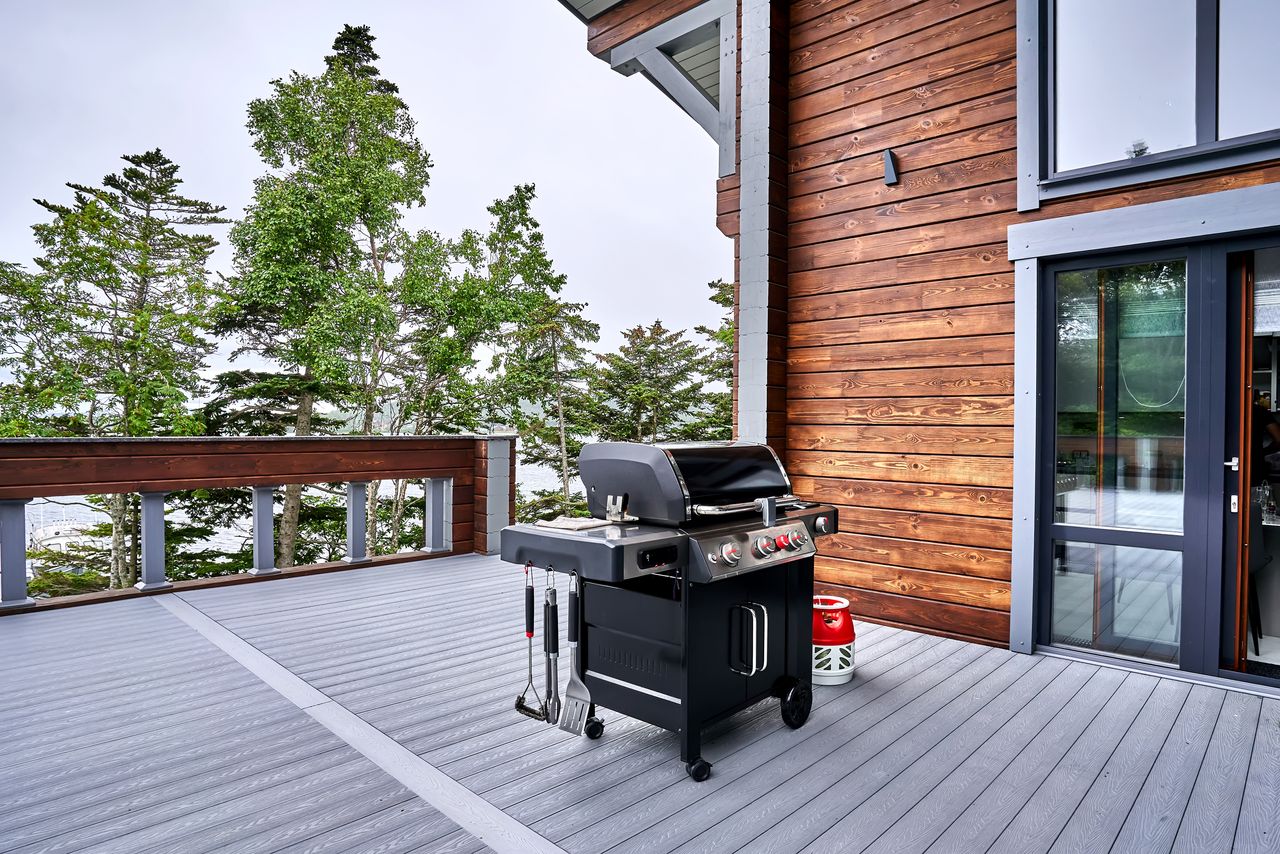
xmin=753 ymin=536 xmax=779 ymax=558
xmin=719 ymin=542 xmax=742 ymax=566
xmin=791 ymin=528 xmax=808 ymax=546
xmin=774 ymin=533 xmax=792 ymax=550
xmin=781 ymin=529 xmax=804 ymax=550
xmin=815 ymin=516 xmax=830 ymax=534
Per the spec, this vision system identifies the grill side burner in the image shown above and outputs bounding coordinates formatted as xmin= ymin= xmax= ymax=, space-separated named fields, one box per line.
xmin=500 ymin=441 xmax=838 ymax=781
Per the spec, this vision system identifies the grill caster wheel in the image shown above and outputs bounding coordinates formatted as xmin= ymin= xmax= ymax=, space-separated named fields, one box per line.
xmin=686 ymin=759 xmax=712 ymax=782
xmin=781 ymin=683 xmax=812 ymax=729
xmin=584 ymin=717 xmax=605 ymax=740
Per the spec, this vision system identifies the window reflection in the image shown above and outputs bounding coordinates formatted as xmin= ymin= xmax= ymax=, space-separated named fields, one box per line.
xmin=1055 ymin=261 xmax=1187 ymax=532
xmin=1054 ymin=0 xmax=1196 ymax=171
xmin=1219 ymin=0 xmax=1280 ymax=140
xmin=1052 ymin=541 xmax=1181 ymax=664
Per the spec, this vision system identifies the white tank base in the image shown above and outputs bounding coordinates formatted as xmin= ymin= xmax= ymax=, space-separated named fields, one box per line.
xmin=812 ymin=641 xmax=854 ymax=686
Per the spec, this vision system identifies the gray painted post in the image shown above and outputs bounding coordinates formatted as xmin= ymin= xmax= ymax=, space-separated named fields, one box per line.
xmin=736 ymin=0 xmax=778 ymax=443
xmin=345 ymin=481 xmax=370 ymax=563
xmin=135 ymin=492 xmax=172 ymax=591
xmin=0 ymin=499 xmax=34 ymax=609
xmin=481 ymin=438 xmax=513 ymax=556
xmin=250 ymin=485 xmax=280 ymax=576
xmin=424 ymin=477 xmax=454 ymax=553
xmin=1009 ymin=260 xmax=1039 ymax=654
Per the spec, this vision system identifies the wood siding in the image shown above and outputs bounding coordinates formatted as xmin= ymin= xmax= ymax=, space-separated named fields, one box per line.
xmin=786 ymin=0 xmax=1017 ymax=644
xmin=783 ymin=0 xmax=1280 ymax=645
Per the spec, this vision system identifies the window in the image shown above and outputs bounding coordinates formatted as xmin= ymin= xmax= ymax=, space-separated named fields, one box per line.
xmin=1025 ymin=0 xmax=1280 ymax=205
xmin=1054 ymin=1 xmax=1196 ymax=173
xmin=1218 ymin=1 xmax=1280 ymax=140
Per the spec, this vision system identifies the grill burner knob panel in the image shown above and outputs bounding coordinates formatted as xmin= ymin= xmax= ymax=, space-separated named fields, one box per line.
xmin=719 ymin=542 xmax=742 ymax=566
xmin=753 ymin=536 xmax=780 ymax=558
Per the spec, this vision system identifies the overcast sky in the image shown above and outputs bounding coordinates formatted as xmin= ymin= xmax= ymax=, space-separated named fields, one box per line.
xmin=0 ymin=0 xmax=731 ymax=361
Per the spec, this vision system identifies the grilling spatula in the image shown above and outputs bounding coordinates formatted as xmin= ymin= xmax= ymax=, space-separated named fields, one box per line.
xmin=559 ymin=572 xmax=592 ymax=735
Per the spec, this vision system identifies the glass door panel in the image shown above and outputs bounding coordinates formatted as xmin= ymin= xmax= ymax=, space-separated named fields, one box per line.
xmin=1050 ymin=258 xmax=1187 ymax=664
xmin=1055 ymin=261 xmax=1187 ymax=532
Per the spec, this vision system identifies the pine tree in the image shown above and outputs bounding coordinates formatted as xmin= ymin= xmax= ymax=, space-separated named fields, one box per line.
xmin=588 ymin=321 xmax=707 ymax=443
xmin=688 ymin=278 xmax=734 ymax=440
xmin=0 ymin=150 xmax=226 ymax=587
xmin=507 ymin=296 xmax=599 ymax=519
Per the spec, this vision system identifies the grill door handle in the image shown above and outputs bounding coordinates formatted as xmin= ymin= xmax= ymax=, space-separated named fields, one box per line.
xmin=730 ymin=603 xmax=768 ymax=677
xmin=731 ymin=604 xmax=759 ymax=676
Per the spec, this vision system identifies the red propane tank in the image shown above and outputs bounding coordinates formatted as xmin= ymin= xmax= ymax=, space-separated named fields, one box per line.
xmin=812 ymin=595 xmax=855 ymax=686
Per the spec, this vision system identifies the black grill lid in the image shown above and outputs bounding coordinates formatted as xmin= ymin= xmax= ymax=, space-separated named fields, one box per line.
xmin=579 ymin=441 xmax=790 ymax=525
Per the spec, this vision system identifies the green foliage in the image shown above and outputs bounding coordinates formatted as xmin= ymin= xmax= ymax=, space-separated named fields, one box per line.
xmin=0 ymin=149 xmax=226 ymax=438
xmin=517 ymin=487 xmax=590 ymax=524
xmin=27 ymin=570 xmax=109 ymax=598
xmin=587 ymin=320 xmax=708 ymax=443
xmin=688 ymin=278 xmax=734 ymax=441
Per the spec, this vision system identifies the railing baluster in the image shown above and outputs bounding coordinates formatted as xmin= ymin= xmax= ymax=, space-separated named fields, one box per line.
xmin=250 ymin=485 xmax=280 ymax=576
xmin=424 ymin=477 xmax=453 ymax=553
xmin=345 ymin=481 xmax=370 ymax=563
xmin=135 ymin=491 xmax=172 ymax=591
xmin=0 ymin=499 xmax=33 ymax=609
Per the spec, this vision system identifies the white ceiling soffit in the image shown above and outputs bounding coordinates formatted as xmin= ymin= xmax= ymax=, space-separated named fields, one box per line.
xmin=559 ymin=0 xmax=628 ymax=23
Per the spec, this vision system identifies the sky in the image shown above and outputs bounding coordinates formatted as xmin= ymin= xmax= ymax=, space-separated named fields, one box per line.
xmin=0 ymin=0 xmax=731 ymax=364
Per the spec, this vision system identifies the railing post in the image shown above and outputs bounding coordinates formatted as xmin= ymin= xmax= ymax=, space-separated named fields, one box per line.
xmin=0 ymin=499 xmax=34 ymax=609
xmin=250 ymin=485 xmax=280 ymax=576
xmin=424 ymin=477 xmax=453 ymax=553
xmin=134 ymin=492 xmax=172 ymax=591
xmin=345 ymin=481 xmax=370 ymax=563
xmin=474 ymin=436 xmax=513 ymax=556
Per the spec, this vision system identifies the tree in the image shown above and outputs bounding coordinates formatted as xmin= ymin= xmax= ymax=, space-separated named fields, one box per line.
xmin=507 ymin=296 xmax=599 ymax=519
xmin=218 ymin=23 xmax=431 ymax=567
xmin=688 ymin=278 xmax=734 ymax=441
xmin=588 ymin=320 xmax=707 ymax=443
xmin=0 ymin=150 xmax=226 ymax=587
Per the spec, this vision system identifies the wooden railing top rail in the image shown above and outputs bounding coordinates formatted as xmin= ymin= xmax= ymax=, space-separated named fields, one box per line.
xmin=0 ymin=435 xmax=512 ymax=499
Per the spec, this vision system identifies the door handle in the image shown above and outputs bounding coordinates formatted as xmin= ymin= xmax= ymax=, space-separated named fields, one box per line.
xmin=1226 ymin=457 xmax=1240 ymax=472
xmin=730 ymin=603 xmax=769 ymax=676
xmin=730 ymin=604 xmax=759 ymax=676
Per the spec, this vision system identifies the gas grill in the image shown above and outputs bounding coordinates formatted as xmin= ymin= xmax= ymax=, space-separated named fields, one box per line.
xmin=500 ymin=441 xmax=837 ymax=781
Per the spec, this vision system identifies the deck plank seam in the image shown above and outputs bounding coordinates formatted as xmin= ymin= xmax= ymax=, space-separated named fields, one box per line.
xmin=156 ymin=593 xmax=565 ymax=854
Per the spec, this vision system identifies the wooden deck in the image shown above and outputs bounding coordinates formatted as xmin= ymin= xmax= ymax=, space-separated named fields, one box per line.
xmin=2 ymin=553 xmax=1279 ymax=853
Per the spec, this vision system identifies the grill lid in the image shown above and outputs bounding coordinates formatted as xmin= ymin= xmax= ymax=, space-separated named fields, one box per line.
xmin=579 ymin=441 xmax=791 ymax=525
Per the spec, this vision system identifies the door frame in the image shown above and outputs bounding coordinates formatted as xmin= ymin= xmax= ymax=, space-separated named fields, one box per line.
xmin=1035 ymin=245 xmax=1216 ymax=673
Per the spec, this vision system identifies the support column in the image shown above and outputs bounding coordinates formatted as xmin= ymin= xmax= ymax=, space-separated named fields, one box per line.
xmin=735 ymin=0 xmax=789 ymax=454
xmin=345 ymin=481 xmax=370 ymax=563
xmin=0 ymin=499 xmax=33 ymax=609
xmin=135 ymin=492 xmax=172 ymax=591
xmin=474 ymin=437 xmax=514 ymax=555
xmin=250 ymin=485 xmax=280 ymax=576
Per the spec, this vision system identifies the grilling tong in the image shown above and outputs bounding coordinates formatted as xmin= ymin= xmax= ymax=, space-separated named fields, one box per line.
xmin=515 ymin=565 xmax=562 ymax=725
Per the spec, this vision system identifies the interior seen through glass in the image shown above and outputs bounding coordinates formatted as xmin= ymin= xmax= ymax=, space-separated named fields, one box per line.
xmin=1245 ymin=248 xmax=1280 ymax=674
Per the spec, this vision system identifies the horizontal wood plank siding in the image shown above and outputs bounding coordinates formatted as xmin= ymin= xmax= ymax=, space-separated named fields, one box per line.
xmin=786 ymin=0 xmax=1017 ymax=642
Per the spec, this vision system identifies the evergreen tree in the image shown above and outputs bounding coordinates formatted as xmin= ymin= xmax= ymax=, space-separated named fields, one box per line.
xmin=0 ymin=150 xmax=226 ymax=587
xmin=507 ymin=296 xmax=599 ymax=519
xmin=588 ymin=320 xmax=706 ymax=443
xmin=688 ymin=278 xmax=734 ymax=440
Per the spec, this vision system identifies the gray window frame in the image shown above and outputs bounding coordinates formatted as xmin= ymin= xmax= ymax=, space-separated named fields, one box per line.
xmin=1017 ymin=0 xmax=1280 ymax=211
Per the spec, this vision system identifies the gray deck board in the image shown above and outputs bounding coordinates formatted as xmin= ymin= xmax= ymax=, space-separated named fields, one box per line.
xmin=5 ymin=552 xmax=1280 ymax=854
xmin=1110 ymin=684 xmax=1227 ymax=853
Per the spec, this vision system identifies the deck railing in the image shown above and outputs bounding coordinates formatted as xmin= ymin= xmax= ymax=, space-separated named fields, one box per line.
xmin=0 ymin=435 xmax=516 ymax=610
